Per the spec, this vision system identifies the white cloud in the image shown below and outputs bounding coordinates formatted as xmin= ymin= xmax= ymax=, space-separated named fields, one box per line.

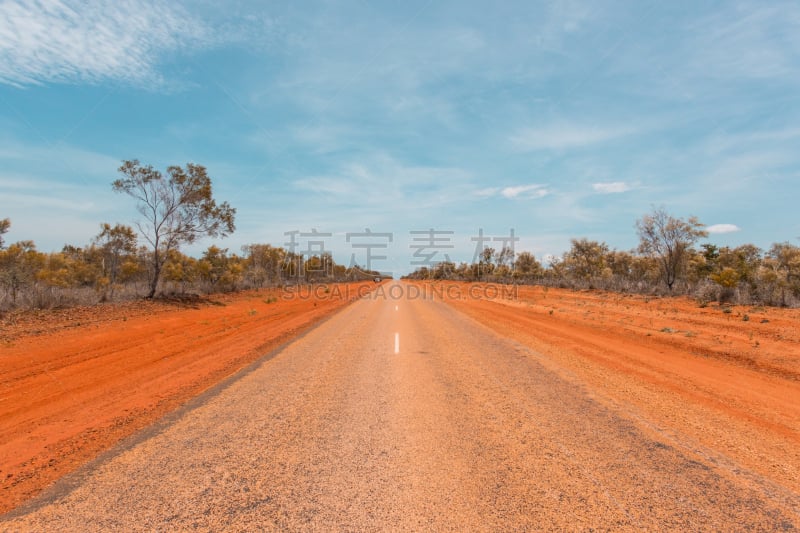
xmin=500 ymin=184 xmax=549 ymax=199
xmin=0 ymin=0 xmax=210 ymax=87
xmin=706 ymin=223 xmax=741 ymax=234
xmin=592 ymin=181 xmax=631 ymax=194
xmin=473 ymin=184 xmax=550 ymax=200
xmin=510 ymin=124 xmax=632 ymax=151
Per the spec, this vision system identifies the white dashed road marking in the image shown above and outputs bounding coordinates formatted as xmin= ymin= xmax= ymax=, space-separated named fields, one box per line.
xmin=394 ymin=332 xmax=400 ymax=354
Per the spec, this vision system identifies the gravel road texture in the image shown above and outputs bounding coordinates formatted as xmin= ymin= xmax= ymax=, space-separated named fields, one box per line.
xmin=2 ymin=281 xmax=798 ymax=530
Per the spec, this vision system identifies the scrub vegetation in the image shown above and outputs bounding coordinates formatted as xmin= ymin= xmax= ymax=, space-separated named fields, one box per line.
xmin=405 ymin=207 xmax=800 ymax=308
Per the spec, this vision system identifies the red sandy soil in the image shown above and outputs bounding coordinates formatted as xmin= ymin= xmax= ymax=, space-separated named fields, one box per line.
xmin=426 ymin=282 xmax=800 ymax=495
xmin=0 ymin=282 xmax=376 ymax=514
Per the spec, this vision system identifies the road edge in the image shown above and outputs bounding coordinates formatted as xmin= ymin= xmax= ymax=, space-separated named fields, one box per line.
xmin=1 ymin=289 xmax=373 ymax=520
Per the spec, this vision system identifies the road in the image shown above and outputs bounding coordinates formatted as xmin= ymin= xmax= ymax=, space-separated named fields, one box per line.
xmin=3 ymin=281 xmax=798 ymax=530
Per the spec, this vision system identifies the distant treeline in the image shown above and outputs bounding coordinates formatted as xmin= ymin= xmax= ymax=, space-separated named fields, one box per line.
xmin=403 ymin=208 xmax=800 ymax=308
xmin=0 ymin=221 xmax=377 ymax=311
xmin=4 ymin=193 xmax=800 ymax=310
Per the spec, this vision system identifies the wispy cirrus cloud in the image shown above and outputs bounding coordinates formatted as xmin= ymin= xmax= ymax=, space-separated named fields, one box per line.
xmin=0 ymin=0 xmax=210 ymax=87
xmin=685 ymin=2 xmax=800 ymax=81
xmin=292 ymin=154 xmax=475 ymax=211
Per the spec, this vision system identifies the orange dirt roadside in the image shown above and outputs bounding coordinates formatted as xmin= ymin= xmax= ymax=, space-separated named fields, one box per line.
xmin=422 ymin=281 xmax=800 ymax=494
xmin=0 ymin=282 xmax=376 ymax=514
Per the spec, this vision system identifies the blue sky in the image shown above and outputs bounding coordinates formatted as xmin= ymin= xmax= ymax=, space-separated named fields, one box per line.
xmin=1 ymin=0 xmax=799 ymax=275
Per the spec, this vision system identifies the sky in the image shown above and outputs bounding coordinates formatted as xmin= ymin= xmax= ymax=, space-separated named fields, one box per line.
xmin=1 ymin=0 xmax=799 ymax=275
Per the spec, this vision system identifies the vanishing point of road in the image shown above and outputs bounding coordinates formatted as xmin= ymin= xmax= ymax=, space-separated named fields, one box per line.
xmin=3 ymin=281 xmax=798 ymax=531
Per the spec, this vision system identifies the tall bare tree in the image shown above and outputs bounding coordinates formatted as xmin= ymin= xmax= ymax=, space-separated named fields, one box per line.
xmin=113 ymin=160 xmax=236 ymax=298
xmin=636 ymin=207 xmax=707 ymax=291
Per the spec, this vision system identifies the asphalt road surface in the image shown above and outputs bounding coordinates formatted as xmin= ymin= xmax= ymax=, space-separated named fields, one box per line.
xmin=3 ymin=282 xmax=798 ymax=531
